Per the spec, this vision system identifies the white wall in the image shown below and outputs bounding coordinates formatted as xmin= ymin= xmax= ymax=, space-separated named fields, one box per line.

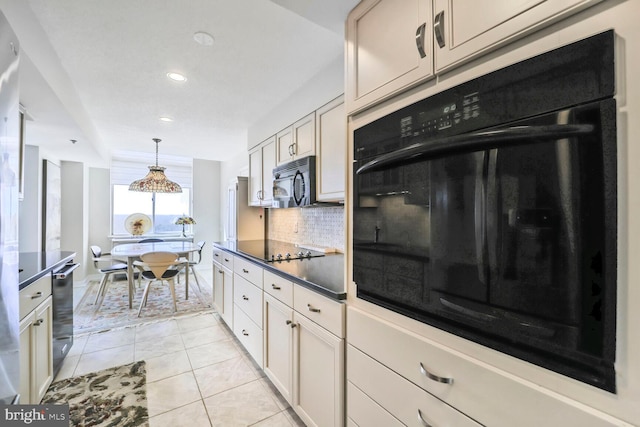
xmin=247 ymin=53 xmax=344 ymax=149
xmin=18 ymin=144 xmax=41 ymax=252
xmin=193 ymin=158 xmax=221 ymax=263
xmin=61 ymin=161 xmax=88 ymax=279
xmin=87 ymin=167 xmax=111 ymax=275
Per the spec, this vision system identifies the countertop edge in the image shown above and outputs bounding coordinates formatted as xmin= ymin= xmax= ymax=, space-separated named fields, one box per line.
xmin=19 ymin=252 xmax=77 ymax=290
xmin=214 ymin=244 xmax=347 ymax=301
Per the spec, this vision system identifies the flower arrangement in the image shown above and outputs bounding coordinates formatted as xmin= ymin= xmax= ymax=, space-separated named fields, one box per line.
xmin=174 ymin=215 xmax=196 ymax=237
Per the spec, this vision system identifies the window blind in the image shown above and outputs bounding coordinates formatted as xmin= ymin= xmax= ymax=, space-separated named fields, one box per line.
xmin=110 ymin=150 xmax=193 ymax=188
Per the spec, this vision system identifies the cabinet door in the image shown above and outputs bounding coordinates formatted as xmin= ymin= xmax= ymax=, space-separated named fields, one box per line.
xmin=248 ymin=145 xmax=263 ymax=206
xmin=212 ymin=261 xmax=225 ymax=315
xmin=221 ymin=267 xmax=234 ymax=328
xmin=316 ymin=96 xmax=346 ymax=202
xmin=433 ymin=0 xmax=603 ymax=72
xmin=263 ymin=294 xmax=294 ymax=404
xmin=276 ymin=126 xmax=294 ymax=165
xmin=261 ymin=137 xmax=276 ymax=205
xmin=293 ymin=112 xmax=315 ymax=160
xmin=19 ymin=312 xmax=34 ymax=404
xmin=34 ymin=297 xmax=53 ymax=403
xmin=293 ymin=312 xmax=344 ymax=427
xmin=346 ymin=0 xmax=433 ymax=114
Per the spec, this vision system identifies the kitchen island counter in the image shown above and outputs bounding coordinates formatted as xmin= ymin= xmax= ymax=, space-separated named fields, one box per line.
xmin=19 ymin=251 xmax=76 ymax=290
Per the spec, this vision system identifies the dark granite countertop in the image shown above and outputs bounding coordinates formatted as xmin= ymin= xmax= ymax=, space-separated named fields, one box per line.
xmin=214 ymin=240 xmax=346 ymax=300
xmin=19 ymin=251 xmax=76 ymax=290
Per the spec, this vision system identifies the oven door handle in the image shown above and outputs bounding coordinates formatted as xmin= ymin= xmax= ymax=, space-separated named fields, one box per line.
xmin=355 ymin=124 xmax=594 ymax=174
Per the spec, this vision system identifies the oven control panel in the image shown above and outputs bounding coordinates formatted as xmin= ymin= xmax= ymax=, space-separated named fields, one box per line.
xmin=401 ymin=92 xmax=482 ymax=140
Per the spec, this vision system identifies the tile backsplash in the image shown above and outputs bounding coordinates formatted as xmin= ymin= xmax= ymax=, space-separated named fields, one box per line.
xmin=267 ymin=206 xmax=345 ymax=252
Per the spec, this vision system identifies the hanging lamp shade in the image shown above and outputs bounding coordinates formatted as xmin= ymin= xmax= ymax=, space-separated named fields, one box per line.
xmin=129 ymin=138 xmax=182 ymax=193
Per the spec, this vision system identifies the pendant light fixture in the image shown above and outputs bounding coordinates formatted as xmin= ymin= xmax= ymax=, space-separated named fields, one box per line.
xmin=129 ymin=138 xmax=182 ymax=193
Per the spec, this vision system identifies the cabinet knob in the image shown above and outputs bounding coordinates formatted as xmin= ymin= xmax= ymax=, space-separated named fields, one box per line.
xmin=415 ymin=23 xmax=427 ymax=58
xmin=242 ymin=329 xmax=249 ymax=336
xmin=434 ymin=11 xmax=446 ymax=48
xmin=419 ymin=362 xmax=453 ymax=384
xmin=242 ymin=295 xmax=249 ymax=301
xmin=243 ymin=269 xmax=249 ymax=274
xmin=33 ymin=319 xmax=44 ymax=326
xmin=218 ymin=269 xmax=223 ymax=274
xmin=286 ymin=320 xmax=292 ymax=325
xmin=271 ymin=284 xmax=281 ymax=290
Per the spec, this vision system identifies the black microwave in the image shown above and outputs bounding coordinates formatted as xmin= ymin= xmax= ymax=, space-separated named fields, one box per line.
xmin=353 ymin=31 xmax=617 ymax=393
xmin=272 ymin=156 xmax=317 ymax=208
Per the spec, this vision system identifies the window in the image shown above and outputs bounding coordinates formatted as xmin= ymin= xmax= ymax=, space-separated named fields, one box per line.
xmin=111 ymin=151 xmax=193 ymax=235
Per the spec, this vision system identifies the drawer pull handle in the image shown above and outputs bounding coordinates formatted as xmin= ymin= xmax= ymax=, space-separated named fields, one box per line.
xmin=214 ymin=253 xmax=219 ymax=257
xmin=419 ymin=362 xmax=453 ymax=384
xmin=417 ymin=409 xmax=433 ymax=427
xmin=224 ymin=258 xmax=230 ymax=262
xmin=307 ymin=304 xmax=321 ymax=313
xmin=31 ymin=291 xmax=43 ymax=299
xmin=271 ymin=284 xmax=281 ymax=290
xmin=243 ymin=268 xmax=249 ymax=273
xmin=34 ymin=319 xmax=44 ymax=326
xmin=218 ymin=269 xmax=223 ymax=274
xmin=242 ymin=295 xmax=249 ymax=301
xmin=242 ymin=329 xmax=249 ymax=336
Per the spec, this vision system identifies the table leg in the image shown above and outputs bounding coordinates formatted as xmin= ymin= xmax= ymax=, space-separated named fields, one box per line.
xmin=127 ymin=258 xmax=134 ymax=309
xmin=185 ymin=263 xmax=189 ymax=300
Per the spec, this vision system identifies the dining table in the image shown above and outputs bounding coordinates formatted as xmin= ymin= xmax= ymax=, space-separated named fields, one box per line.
xmin=111 ymin=241 xmax=201 ymax=308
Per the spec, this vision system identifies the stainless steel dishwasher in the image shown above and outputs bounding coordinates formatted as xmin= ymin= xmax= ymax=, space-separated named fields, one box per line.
xmin=52 ymin=262 xmax=79 ymax=376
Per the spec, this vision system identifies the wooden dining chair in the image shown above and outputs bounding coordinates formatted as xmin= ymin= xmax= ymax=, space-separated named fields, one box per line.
xmin=134 ymin=251 xmax=184 ymax=317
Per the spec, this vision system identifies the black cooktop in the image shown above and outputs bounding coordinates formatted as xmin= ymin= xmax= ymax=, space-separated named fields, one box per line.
xmin=236 ymin=239 xmax=325 ymax=262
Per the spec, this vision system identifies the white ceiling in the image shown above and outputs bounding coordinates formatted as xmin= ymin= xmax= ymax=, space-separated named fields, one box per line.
xmin=5 ymin=0 xmax=358 ymax=167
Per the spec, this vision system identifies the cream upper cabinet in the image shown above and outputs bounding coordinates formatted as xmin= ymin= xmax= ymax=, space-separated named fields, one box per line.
xmin=316 ymin=96 xmax=346 ymax=202
xmin=346 ymin=0 xmax=434 ymax=114
xmin=249 ymin=136 xmax=276 ymax=207
xmin=432 ymin=0 xmax=603 ymax=72
xmin=277 ymin=112 xmax=316 ymax=165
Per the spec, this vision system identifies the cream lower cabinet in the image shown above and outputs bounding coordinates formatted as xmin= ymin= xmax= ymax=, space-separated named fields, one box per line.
xmin=264 ymin=273 xmax=345 ymax=427
xmin=347 ymin=307 xmax=628 ymax=427
xmin=19 ymin=294 xmax=53 ymax=404
xmin=212 ymin=262 xmax=233 ymax=328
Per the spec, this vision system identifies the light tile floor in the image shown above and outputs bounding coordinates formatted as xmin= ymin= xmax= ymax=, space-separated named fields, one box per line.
xmin=61 ymin=267 xmax=306 ymax=427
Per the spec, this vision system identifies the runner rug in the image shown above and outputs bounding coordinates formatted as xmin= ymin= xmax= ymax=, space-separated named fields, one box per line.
xmin=75 ymin=273 xmax=213 ymax=334
xmin=42 ymin=361 xmax=148 ymax=427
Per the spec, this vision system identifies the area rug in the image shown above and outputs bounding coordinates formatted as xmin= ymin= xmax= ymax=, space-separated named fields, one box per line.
xmin=75 ymin=272 xmax=214 ymax=334
xmin=42 ymin=361 xmax=148 ymax=427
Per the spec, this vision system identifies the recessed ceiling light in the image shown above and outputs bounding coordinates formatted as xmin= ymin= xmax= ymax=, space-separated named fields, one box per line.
xmin=159 ymin=117 xmax=173 ymax=122
xmin=167 ymin=72 xmax=187 ymax=82
xmin=193 ymin=31 xmax=214 ymax=46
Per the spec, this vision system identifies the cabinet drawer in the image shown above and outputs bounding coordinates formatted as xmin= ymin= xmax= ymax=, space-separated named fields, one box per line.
xmin=233 ymin=275 xmax=263 ymax=328
xmin=233 ymin=304 xmax=263 ymax=368
xmin=348 ymin=345 xmax=480 ymax=427
xmin=234 ymin=256 xmax=262 ymax=287
xmin=347 ymin=381 xmax=403 ymax=427
xmin=213 ymin=249 xmax=234 ymax=270
xmin=263 ymin=270 xmax=293 ymax=307
xmin=347 ymin=307 xmax=625 ymax=427
xmin=294 ymin=285 xmax=344 ymax=338
xmin=20 ymin=275 xmax=52 ymax=320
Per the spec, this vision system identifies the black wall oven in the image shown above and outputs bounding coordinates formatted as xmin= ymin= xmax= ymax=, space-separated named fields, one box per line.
xmin=353 ymin=31 xmax=617 ymax=392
